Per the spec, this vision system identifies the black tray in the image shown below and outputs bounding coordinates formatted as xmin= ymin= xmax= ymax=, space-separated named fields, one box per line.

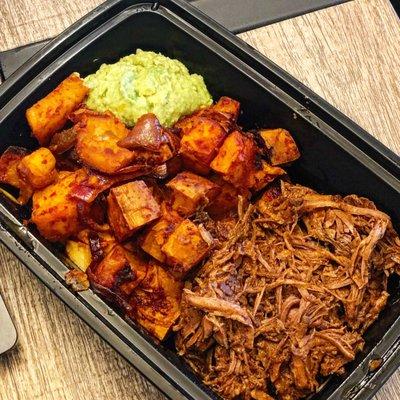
xmin=0 ymin=1 xmax=399 ymax=399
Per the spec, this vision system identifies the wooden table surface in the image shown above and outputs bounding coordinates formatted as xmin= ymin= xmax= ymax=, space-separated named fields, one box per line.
xmin=1 ymin=1 xmax=400 ymax=399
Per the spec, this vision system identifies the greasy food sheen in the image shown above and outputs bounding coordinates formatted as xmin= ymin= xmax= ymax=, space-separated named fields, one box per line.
xmin=175 ymin=182 xmax=400 ymax=400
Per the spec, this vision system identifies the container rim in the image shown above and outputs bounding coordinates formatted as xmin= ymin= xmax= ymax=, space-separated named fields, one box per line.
xmin=0 ymin=1 xmax=399 ymax=400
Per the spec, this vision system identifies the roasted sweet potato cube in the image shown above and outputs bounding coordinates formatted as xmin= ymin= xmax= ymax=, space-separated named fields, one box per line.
xmin=166 ymin=171 xmax=220 ymax=216
xmin=210 ymin=131 xmax=257 ymax=188
xmin=0 ymin=146 xmax=28 ymax=189
xmin=259 ymin=128 xmax=300 ymax=165
xmin=31 ymin=170 xmax=83 ymax=241
xmin=26 ymin=74 xmax=88 ymax=145
xmin=248 ymin=161 xmax=286 ymax=192
xmin=179 ymin=116 xmax=227 ymax=174
xmin=17 ymin=147 xmax=57 ymax=190
xmin=107 ymin=181 xmax=161 ymax=242
xmin=74 ymin=110 xmax=134 ymax=174
xmin=162 ymin=219 xmax=211 ymax=278
xmin=89 ymin=244 xmax=148 ymax=297
xmin=212 ymin=96 xmax=240 ymax=122
xmin=65 ymin=240 xmax=92 ymax=272
xmin=206 ymin=176 xmax=250 ymax=218
xmin=174 ymin=115 xmax=199 ymax=137
xmin=129 ymin=263 xmax=182 ymax=341
xmin=133 ymin=143 xmax=173 ymax=166
xmin=140 ymin=211 xmax=183 ymax=263
xmin=165 ymin=155 xmax=183 ymax=177
xmin=75 ymin=228 xmax=118 ymax=259
xmin=181 ymin=155 xmax=210 ymax=175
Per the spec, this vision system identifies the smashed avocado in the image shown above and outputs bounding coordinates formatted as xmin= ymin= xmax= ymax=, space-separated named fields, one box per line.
xmin=84 ymin=49 xmax=212 ymax=127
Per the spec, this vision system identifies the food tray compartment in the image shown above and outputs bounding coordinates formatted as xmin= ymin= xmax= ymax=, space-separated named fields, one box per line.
xmin=1 ymin=1 xmax=400 ymax=399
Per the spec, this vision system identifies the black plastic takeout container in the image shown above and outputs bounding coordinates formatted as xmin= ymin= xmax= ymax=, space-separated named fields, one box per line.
xmin=1 ymin=1 xmax=400 ymax=399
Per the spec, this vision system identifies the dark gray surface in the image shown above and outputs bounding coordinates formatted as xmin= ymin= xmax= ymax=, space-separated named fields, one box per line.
xmin=0 ymin=40 xmax=49 ymax=81
xmin=192 ymin=0 xmax=349 ymax=33
xmin=0 ymin=294 xmax=17 ymax=355
xmin=0 ymin=0 xmax=350 ymax=80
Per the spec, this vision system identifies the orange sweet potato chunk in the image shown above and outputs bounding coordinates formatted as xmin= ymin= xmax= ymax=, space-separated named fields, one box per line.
xmin=139 ymin=211 xmax=183 ymax=263
xmin=0 ymin=146 xmax=32 ymax=204
xmin=65 ymin=240 xmax=92 ymax=272
xmin=74 ymin=110 xmax=134 ymax=174
xmin=248 ymin=161 xmax=286 ymax=192
xmin=206 ymin=175 xmax=250 ymax=218
xmin=26 ymin=74 xmax=88 ymax=145
xmin=0 ymin=146 xmax=28 ymax=189
xmin=259 ymin=128 xmax=300 ymax=165
xmin=129 ymin=263 xmax=183 ymax=341
xmin=179 ymin=116 xmax=227 ymax=174
xmin=166 ymin=171 xmax=220 ymax=216
xmin=210 ymin=130 xmax=257 ymax=188
xmin=89 ymin=244 xmax=148 ymax=297
xmin=107 ymin=181 xmax=161 ymax=242
xmin=175 ymin=97 xmax=240 ymax=136
xmin=211 ymin=96 xmax=240 ymax=121
xmin=17 ymin=147 xmax=57 ymax=190
xmin=162 ymin=219 xmax=211 ymax=279
xmin=31 ymin=170 xmax=83 ymax=241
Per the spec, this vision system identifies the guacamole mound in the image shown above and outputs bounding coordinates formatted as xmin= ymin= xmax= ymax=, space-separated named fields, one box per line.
xmin=84 ymin=50 xmax=212 ymax=127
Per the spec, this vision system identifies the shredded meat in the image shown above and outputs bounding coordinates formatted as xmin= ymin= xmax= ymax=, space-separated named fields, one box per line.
xmin=175 ymin=181 xmax=400 ymax=400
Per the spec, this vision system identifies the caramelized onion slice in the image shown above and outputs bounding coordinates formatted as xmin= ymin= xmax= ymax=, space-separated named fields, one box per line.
xmin=49 ymin=127 xmax=77 ymax=154
xmin=118 ymin=113 xmax=166 ymax=152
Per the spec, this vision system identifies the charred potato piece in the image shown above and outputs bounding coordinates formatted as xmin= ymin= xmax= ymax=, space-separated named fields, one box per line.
xmin=179 ymin=116 xmax=227 ymax=174
xmin=107 ymin=181 xmax=161 ymax=242
xmin=74 ymin=110 xmax=134 ymax=174
xmin=175 ymin=97 xmax=239 ymax=136
xmin=162 ymin=219 xmax=211 ymax=279
xmin=0 ymin=146 xmax=33 ymax=204
xmin=174 ymin=112 xmax=202 ymax=137
xmin=211 ymin=96 xmax=240 ymax=122
xmin=76 ymin=228 xmax=117 ymax=259
xmin=259 ymin=128 xmax=300 ymax=165
xmin=248 ymin=161 xmax=286 ymax=192
xmin=26 ymin=74 xmax=88 ymax=145
xmin=206 ymin=175 xmax=250 ymax=218
xmin=65 ymin=269 xmax=90 ymax=292
xmin=17 ymin=147 xmax=57 ymax=190
xmin=210 ymin=130 xmax=257 ymax=188
xmin=65 ymin=240 xmax=92 ymax=272
xmin=89 ymin=244 xmax=148 ymax=297
xmin=129 ymin=263 xmax=182 ymax=341
xmin=0 ymin=146 xmax=28 ymax=188
xmin=166 ymin=171 xmax=220 ymax=216
xmin=31 ymin=170 xmax=84 ymax=241
xmin=134 ymin=143 xmax=173 ymax=166
xmin=140 ymin=211 xmax=183 ymax=263
xmin=165 ymin=155 xmax=183 ymax=178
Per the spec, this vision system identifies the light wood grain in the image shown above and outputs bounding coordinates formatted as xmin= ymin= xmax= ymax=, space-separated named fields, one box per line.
xmin=239 ymin=0 xmax=400 ymax=155
xmin=1 ymin=1 xmax=400 ymax=399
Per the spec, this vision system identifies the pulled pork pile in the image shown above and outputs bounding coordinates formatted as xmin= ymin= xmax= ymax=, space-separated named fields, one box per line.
xmin=175 ymin=181 xmax=400 ymax=400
